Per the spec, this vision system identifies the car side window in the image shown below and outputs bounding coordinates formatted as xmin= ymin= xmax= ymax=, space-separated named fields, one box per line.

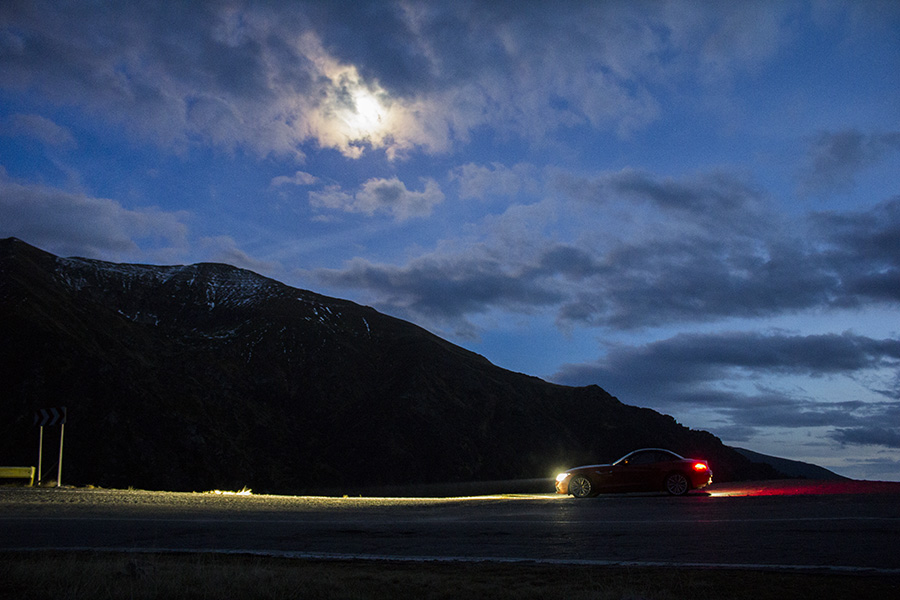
xmin=630 ymin=452 xmax=655 ymax=465
xmin=637 ymin=451 xmax=670 ymax=464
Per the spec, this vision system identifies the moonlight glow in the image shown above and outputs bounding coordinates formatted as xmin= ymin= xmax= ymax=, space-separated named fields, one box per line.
xmin=345 ymin=89 xmax=386 ymax=138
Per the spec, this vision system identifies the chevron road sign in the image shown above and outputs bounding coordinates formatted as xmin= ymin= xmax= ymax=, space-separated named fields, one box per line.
xmin=33 ymin=407 xmax=67 ymax=487
xmin=33 ymin=407 xmax=67 ymax=427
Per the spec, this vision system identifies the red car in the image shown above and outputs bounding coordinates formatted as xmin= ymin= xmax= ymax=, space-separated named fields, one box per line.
xmin=555 ymin=448 xmax=712 ymax=497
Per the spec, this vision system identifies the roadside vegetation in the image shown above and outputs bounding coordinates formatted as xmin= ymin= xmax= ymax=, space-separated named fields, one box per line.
xmin=2 ymin=552 xmax=897 ymax=600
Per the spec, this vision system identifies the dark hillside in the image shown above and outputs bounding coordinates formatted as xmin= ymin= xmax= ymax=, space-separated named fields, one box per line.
xmin=0 ymin=238 xmax=779 ymax=493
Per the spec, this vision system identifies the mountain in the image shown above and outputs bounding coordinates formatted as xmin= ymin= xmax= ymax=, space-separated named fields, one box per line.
xmin=1 ymin=238 xmax=783 ymax=493
xmin=732 ymin=447 xmax=849 ymax=481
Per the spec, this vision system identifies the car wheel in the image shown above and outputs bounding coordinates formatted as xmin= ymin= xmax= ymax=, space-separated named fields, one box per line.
xmin=664 ymin=472 xmax=690 ymax=496
xmin=569 ymin=474 xmax=593 ymax=498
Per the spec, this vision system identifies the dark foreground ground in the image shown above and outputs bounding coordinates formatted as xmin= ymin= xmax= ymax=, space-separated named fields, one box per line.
xmin=2 ymin=479 xmax=900 ymax=599
xmin=2 ymin=550 xmax=899 ymax=600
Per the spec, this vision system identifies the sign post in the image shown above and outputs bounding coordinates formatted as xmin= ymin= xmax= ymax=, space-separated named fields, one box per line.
xmin=37 ymin=425 xmax=43 ymax=486
xmin=57 ymin=421 xmax=65 ymax=487
xmin=34 ymin=407 xmax=67 ymax=487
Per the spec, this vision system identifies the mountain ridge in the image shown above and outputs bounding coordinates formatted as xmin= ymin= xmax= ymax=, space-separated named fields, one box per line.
xmin=1 ymin=237 xmax=784 ymax=493
xmin=732 ymin=447 xmax=848 ymax=481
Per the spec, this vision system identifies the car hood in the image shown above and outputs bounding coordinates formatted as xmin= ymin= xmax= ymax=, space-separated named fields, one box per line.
xmin=566 ymin=463 xmax=611 ymax=473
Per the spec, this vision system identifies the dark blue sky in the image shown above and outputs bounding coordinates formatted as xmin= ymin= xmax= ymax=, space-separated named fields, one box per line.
xmin=2 ymin=1 xmax=899 ymax=480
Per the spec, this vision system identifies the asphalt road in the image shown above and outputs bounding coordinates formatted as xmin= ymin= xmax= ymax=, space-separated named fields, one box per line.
xmin=2 ymin=482 xmax=899 ymax=573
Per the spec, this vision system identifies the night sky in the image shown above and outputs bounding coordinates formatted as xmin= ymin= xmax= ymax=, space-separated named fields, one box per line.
xmin=2 ymin=1 xmax=899 ymax=480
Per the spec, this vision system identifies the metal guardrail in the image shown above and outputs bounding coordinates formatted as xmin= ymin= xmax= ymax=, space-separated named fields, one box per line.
xmin=0 ymin=466 xmax=36 ymax=486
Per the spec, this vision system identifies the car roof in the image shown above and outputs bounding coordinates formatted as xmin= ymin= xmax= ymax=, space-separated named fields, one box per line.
xmin=616 ymin=448 xmax=685 ymax=461
xmin=567 ymin=448 xmax=687 ymax=471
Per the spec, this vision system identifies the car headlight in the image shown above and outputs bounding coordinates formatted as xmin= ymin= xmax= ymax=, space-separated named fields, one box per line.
xmin=556 ymin=472 xmax=569 ymax=482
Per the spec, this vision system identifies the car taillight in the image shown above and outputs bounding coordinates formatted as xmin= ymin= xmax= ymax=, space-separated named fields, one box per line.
xmin=693 ymin=462 xmax=708 ymax=471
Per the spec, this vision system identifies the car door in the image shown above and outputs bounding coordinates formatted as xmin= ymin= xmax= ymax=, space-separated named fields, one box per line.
xmin=629 ymin=451 xmax=668 ymax=490
xmin=613 ymin=451 xmax=658 ymax=491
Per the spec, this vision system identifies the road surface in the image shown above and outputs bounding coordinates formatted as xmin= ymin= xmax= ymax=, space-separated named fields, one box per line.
xmin=2 ymin=482 xmax=899 ymax=573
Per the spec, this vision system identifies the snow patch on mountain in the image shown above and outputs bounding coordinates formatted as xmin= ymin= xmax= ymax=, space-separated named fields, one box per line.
xmin=49 ymin=254 xmax=371 ymax=340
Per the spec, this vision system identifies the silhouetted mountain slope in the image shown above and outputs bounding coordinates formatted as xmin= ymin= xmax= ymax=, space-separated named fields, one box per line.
xmin=732 ymin=447 xmax=848 ymax=481
xmin=1 ymin=238 xmax=782 ymax=493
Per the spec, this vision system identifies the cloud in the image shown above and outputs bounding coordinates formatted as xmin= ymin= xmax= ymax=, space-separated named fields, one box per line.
xmin=311 ymin=165 xmax=900 ymax=332
xmin=309 ymin=177 xmax=444 ymax=221
xmin=811 ymin=196 xmax=900 ymax=304
xmin=665 ymin=1 xmax=790 ymax=82
xmin=198 ymin=235 xmax=280 ymax=275
xmin=0 ymin=1 xmax=799 ymax=159
xmin=831 ymin=427 xmax=900 ymax=449
xmin=315 ymin=249 xmax=564 ymax=336
xmin=800 ymin=130 xmax=900 ymax=194
xmin=553 ymin=237 xmax=838 ymax=330
xmin=451 ymin=163 xmax=541 ymax=200
xmin=541 ymin=169 xmax=828 ymax=328
xmin=551 ymin=177 xmax=900 ymax=329
xmin=0 ymin=169 xmax=188 ymax=261
xmin=554 ymin=331 xmax=900 ymax=389
xmin=0 ymin=1 xmax=441 ymax=158
xmin=541 ymin=189 xmax=900 ymax=329
xmin=555 ymin=168 xmax=767 ymax=237
xmin=552 ymin=330 xmax=900 ymax=448
xmin=0 ymin=170 xmax=281 ymax=276
xmin=3 ymin=113 xmax=75 ymax=147
xmin=270 ymin=171 xmax=319 ymax=187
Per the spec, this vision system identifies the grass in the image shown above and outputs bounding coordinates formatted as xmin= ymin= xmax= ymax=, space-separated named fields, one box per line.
xmin=1 ymin=551 xmax=898 ymax=600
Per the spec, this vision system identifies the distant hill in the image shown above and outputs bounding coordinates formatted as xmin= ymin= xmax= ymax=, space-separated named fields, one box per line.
xmin=1 ymin=237 xmax=784 ymax=493
xmin=732 ymin=447 xmax=849 ymax=481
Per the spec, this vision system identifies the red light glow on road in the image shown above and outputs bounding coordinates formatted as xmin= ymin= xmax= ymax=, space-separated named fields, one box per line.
xmin=708 ymin=479 xmax=900 ymax=497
